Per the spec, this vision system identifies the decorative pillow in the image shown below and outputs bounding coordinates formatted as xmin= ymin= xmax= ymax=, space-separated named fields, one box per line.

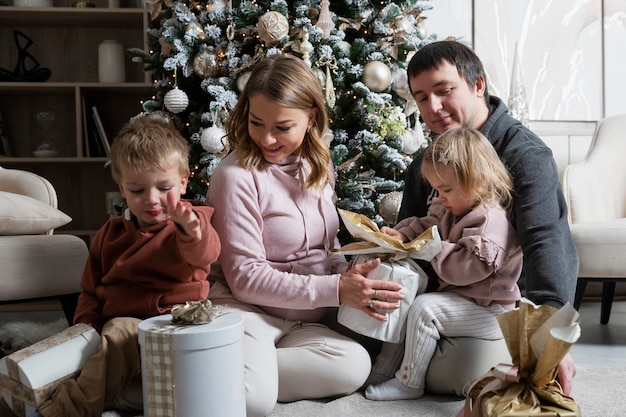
xmin=0 ymin=191 xmax=71 ymax=235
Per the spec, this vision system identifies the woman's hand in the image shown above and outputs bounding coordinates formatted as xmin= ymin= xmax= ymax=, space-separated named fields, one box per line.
xmin=338 ymin=258 xmax=404 ymax=322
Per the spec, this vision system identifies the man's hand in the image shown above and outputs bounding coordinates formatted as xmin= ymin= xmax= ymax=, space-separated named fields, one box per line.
xmin=557 ymin=352 xmax=576 ymax=396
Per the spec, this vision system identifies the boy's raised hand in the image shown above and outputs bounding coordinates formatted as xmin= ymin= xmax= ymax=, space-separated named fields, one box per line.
xmin=166 ymin=191 xmax=202 ymax=241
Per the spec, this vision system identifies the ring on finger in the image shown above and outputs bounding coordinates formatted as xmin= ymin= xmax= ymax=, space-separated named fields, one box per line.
xmin=368 ymin=299 xmax=375 ymax=309
xmin=373 ymin=289 xmax=378 ymax=299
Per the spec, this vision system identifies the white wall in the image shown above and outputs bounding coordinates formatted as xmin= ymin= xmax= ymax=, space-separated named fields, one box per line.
xmin=421 ymin=0 xmax=626 ymax=179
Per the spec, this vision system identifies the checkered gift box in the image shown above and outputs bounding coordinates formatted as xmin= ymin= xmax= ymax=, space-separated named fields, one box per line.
xmin=138 ymin=313 xmax=245 ymax=417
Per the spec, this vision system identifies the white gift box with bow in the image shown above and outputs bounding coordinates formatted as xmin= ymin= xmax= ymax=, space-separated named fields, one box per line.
xmin=335 ymin=209 xmax=442 ymax=343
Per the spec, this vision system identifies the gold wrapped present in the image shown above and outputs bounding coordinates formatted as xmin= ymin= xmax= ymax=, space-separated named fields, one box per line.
xmin=336 ymin=209 xmax=441 ymax=259
xmin=335 ymin=209 xmax=442 ymax=342
xmin=459 ymin=298 xmax=581 ymax=417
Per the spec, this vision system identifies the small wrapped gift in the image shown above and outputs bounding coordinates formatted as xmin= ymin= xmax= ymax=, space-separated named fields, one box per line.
xmin=459 ymin=298 xmax=582 ymax=417
xmin=0 ymin=323 xmax=101 ymax=417
xmin=335 ymin=209 xmax=442 ymax=343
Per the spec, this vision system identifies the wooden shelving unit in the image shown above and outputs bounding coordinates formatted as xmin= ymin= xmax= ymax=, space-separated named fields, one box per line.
xmin=0 ymin=5 xmax=153 ymax=239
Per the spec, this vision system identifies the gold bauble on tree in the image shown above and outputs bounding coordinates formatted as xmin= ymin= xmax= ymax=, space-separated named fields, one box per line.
xmin=257 ymin=11 xmax=289 ymax=45
xmin=363 ymin=61 xmax=392 ymax=93
xmin=193 ymin=49 xmax=220 ymax=79
xmin=379 ymin=191 xmax=404 ymax=225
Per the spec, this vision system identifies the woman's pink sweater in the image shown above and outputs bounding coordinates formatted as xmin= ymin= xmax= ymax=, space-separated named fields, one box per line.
xmin=208 ymin=153 xmax=348 ymax=322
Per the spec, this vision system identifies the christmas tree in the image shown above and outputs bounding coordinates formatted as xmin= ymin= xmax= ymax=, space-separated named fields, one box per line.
xmin=130 ymin=0 xmax=436 ymax=237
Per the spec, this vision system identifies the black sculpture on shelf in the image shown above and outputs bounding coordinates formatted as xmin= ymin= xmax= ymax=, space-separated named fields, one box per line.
xmin=0 ymin=30 xmax=52 ymax=82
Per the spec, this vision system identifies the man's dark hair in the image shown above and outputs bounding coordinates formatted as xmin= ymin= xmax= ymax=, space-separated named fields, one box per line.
xmin=407 ymin=40 xmax=490 ymax=105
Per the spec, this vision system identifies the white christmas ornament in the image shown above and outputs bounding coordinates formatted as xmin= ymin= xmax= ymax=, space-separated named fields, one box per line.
xmin=300 ymin=31 xmax=314 ymax=67
xmin=164 ymin=87 xmax=189 ymax=114
xmin=236 ymin=71 xmax=251 ymax=92
xmin=394 ymin=17 xmax=415 ymax=34
xmin=315 ymin=0 xmax=335 ymax=39
xmin=200 ymin=125 xmax=227 ymax=153
xmin=314 ymin=68 xmax=326 ymax=88
xmin=392 ymin=68 xmax=418 ymax=116
xmin=401 ymin=125 xmax=426 ymax=155
xmin=335 ymin=41 xmax=351 ymax=56
xmin=363 ymin=61 xmax=392 ymax=93
xmin=257 ymin=11 xmax=289 ymax=45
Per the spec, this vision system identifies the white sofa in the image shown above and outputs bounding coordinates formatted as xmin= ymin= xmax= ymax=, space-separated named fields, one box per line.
xmin=0 ymin=166 xmax=88 ymax=323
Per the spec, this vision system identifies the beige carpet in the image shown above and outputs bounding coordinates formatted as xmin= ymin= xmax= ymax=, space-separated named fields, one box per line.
xmin=268 ymin=366 xmax=625 ymax=417
xmin=0 ymin=367 xmax=622 ymax=416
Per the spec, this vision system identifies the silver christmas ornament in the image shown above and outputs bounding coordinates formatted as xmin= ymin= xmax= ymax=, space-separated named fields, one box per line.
xmin=508 ymin=42 xmax=530 ymax=128
xmin=164 ymin=87 xmax=189 ymax=114
xmin=363 ymin=61 xmax=392 ymax=93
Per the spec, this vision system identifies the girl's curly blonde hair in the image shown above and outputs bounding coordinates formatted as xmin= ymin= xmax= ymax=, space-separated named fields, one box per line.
xmin=421 ymin=127 xmax=513 ymax=210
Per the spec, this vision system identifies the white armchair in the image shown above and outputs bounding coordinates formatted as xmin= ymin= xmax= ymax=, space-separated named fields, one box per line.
xmin=0 ymin=166 xmax=88 ymax=324
xmin=562 ymin=114 xmax=626 ymax=324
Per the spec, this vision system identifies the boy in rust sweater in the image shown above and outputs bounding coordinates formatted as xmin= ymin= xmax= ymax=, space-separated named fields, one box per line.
xmin=34 ymin=114 xmax=220 ymax=417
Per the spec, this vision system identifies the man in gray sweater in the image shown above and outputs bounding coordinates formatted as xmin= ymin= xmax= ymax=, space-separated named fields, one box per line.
xmin=397 ymin=40 xmax=578 ymax=395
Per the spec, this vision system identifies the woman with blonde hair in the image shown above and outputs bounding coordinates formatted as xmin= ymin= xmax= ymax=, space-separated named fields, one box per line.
xmin=365 ymin=127 xmax=523 ymax=401
xmin=207 ymin=53 xmax=404 ymax=416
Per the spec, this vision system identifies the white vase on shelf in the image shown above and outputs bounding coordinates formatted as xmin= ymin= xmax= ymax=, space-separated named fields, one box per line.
xmin=98 ymin=40 xmax=125 ymax=83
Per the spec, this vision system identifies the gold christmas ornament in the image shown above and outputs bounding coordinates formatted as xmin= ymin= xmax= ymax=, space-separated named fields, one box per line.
xmin=256 ymin=11 xmax=289 ymax=45
xmin=164 ymin=87 xmax=189 ymax=114
xmin=363 ymin=61 xmax=392 ymax=92
xmin=316 ymin=56 xmax=337 ymax=108
xmin=193 ymin=50 xmax=221 ymax=79
xmin=379 ymin=191 xmax=404 ymax=225
xmin=315 ymin=0 xmax=335 ymax=39
xmin=186 ymin=22 xmax=205 ymax=41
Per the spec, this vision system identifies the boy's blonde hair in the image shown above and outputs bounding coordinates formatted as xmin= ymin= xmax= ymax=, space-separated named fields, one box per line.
xmin=226 ymin=53 xmax=331 ymax=190
xmin=421 ymin=127 xmax=513 ymax=209
xmin=109 ymin=115 xmax=190 ymax=184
